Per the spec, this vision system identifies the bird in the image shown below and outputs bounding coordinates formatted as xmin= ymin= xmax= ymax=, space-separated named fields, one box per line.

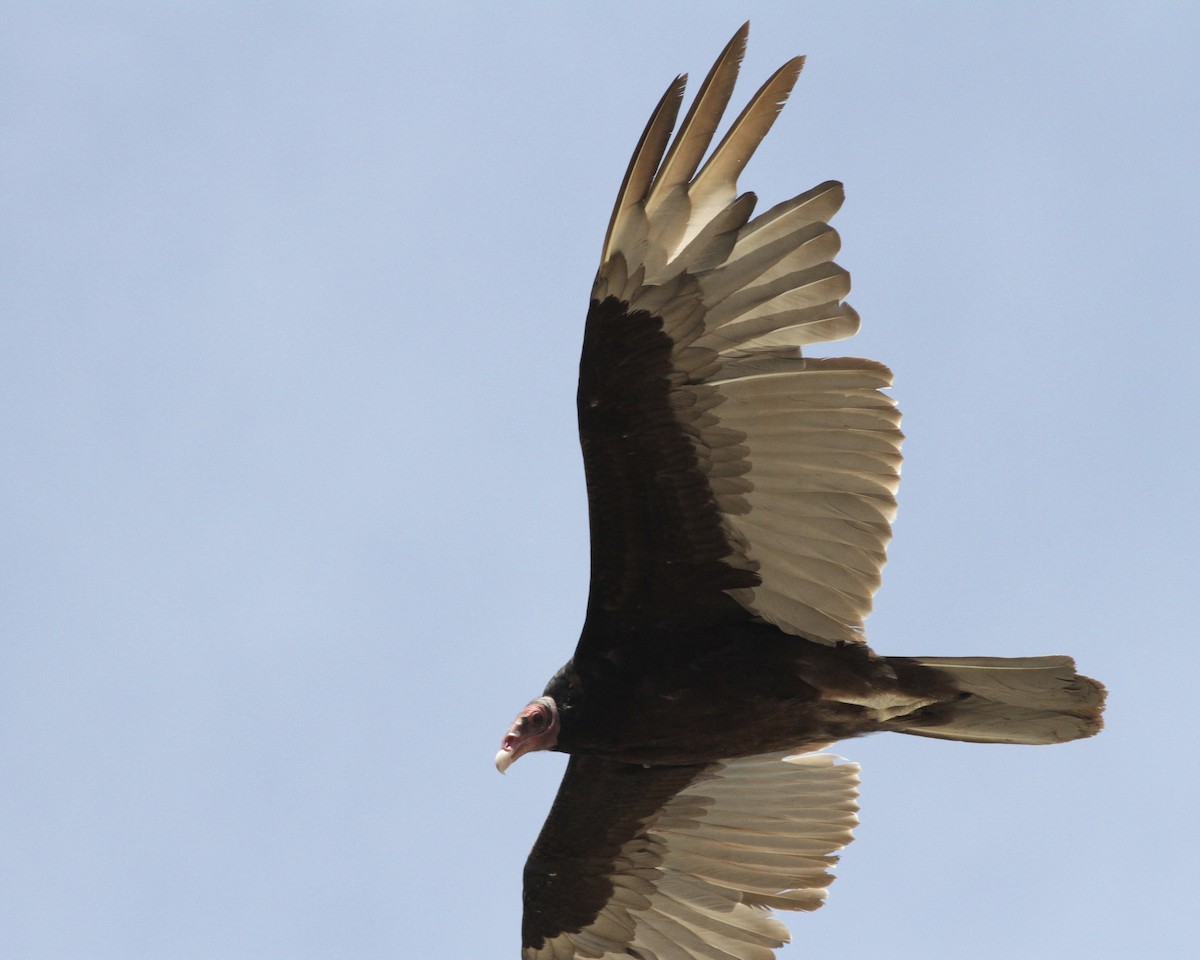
xmin=496 ymin=24 xmax=1105 ymax=960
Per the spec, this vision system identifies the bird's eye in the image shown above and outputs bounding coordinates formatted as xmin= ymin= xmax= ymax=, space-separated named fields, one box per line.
xmin=529 ymin=712 xmax=546 ymax=729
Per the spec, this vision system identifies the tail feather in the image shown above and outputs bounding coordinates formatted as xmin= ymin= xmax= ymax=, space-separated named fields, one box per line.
xmin=887 ymin=655 xmax=1105 ymax=745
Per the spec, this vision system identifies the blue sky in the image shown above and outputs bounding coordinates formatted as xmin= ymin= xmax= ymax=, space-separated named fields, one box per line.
xmin=3 ymin=2 xmax=1196 ymax=957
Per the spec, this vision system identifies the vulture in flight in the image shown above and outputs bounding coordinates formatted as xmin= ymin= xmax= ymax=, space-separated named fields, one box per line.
xmin=497 ymin=25 xmax=1105 ymax=960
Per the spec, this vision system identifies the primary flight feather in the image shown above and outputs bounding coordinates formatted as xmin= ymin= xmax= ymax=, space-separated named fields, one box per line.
xmin=497 ymin=24 xmax=1105 ymax=960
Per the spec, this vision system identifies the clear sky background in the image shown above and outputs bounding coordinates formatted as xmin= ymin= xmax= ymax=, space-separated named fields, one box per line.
xmin=3 ymin=2 xmax=1196 ymax=957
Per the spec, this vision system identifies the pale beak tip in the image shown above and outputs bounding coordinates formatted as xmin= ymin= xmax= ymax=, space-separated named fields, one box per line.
xmin=495 ymin=748 xmax=514 ymax=774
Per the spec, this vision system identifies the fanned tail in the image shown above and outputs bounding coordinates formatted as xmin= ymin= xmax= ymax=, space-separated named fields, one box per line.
xmin=887 ymin=655 xmax=1106 ymax=745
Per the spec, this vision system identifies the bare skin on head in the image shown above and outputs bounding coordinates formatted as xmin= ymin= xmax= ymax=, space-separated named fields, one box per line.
xmin=495 ymin=696 xmax=559 ymax=773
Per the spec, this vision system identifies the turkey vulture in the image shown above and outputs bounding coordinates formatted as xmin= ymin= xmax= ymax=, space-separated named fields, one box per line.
xmin=497 ymin=24 xmax=1105 ymax=960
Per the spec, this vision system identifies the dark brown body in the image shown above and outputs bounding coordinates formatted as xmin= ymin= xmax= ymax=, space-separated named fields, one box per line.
xmin=545 ymin=616 xmax=962 ymax=766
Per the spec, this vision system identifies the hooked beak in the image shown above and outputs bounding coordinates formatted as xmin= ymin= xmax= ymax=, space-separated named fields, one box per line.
xmin=494 ymin=724 xmax=524 ymax=774
xmin=495 ymin=744 xmax=516 ymax=774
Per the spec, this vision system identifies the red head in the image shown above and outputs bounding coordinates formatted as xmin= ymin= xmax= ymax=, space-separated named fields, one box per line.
xmin=495 ymin=696 xmax=559 ymax=773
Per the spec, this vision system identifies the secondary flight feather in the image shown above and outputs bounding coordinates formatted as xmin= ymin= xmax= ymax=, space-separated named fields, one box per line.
xmin=497 ymin=24 xmax=1105 ymax=960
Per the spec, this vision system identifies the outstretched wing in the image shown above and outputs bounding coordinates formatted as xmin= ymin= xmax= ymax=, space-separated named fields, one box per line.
xmin=522 ymin=749 xmax=859 ymax=960
xmin=578 ymin=24 xmax=901 ymax=650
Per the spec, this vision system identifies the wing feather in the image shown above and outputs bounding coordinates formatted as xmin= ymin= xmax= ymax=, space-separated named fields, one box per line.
xmin=601 ymin=77 xmax=687 ymax=268
xmin=643 ymin=24 xmax=748 ymax=241
xmin=685 ymin=58 xmax=806 ymax=249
